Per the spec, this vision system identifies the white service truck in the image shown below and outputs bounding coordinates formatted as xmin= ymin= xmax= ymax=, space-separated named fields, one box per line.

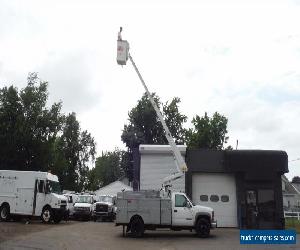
xmin=73 ymin=194 xmax=94 ymax=220
xmin=115 ymin=29 xmax=217 ymax=237
xmin=116 ymin=190 xmax=216 ymax=237
xmin=92 ymin=195 xmax=116 ymax=222
xmin=0 ymin=170 xmax=67 ymax=223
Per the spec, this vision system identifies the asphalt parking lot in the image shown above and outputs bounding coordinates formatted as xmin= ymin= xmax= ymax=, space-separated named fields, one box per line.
xmin=0 ymin=221 xmax=299 ymax=250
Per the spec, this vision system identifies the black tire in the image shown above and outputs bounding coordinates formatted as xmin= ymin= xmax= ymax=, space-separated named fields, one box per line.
xmin=41 ymin=207 xmax=53 ymax=224
xmin=195 ymin=218 xmax=210 ymax=238
xmin=0 ymin=204 xmax=10 ymax=222
xmin=130 ymin=217 xmax=144 ymax=237
xmin=53 ymin=215 xmax=62 ymax=224
xmin=87 ymin=214 xmax=92 ymax=221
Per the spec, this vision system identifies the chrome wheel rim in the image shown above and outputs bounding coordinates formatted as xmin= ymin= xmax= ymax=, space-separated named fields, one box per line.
xmin=1 ymin=207 xmax=8 ymax=219
xmin=43 ymin=209 xmax=51 ymax=222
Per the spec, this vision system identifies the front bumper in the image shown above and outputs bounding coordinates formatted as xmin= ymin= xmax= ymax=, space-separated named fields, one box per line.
xmin=211 ymin=220 xmax=217 ymax=229
xmin=93 ymin=211 xmax=114 ymax=218
xmin=53 ymin=205 xmax=67 ymax=219
xmin=74 ymin=210 xmax=92 ymax=216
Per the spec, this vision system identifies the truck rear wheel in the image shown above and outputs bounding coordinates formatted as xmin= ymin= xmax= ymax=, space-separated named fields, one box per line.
xmin=41 ymin=207 xmax=53 ymax=223
xmin=130 ymin=217 xmax=144 ymax=237
xmin=0 ymin=204 xmax=10 ymax=221
xmin=195 ymin=218 xmax=210 ymax=238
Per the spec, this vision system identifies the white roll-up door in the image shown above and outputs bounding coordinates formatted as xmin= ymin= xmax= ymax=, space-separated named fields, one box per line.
xmin=192 ymin=173 xmax=238 ymax=227
xmin=139 ymin=145 xmax=186 ymax=192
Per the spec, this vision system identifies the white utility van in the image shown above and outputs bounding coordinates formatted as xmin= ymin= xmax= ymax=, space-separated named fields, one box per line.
xmin=0 ymin=170 xmax=67 ymax=223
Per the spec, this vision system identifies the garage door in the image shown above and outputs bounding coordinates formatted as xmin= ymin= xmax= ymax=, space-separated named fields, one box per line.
xmin=192 ymin=173 xmax=238 ymax=227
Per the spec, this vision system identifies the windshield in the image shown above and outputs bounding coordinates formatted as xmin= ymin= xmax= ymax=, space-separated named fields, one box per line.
xmin=185 ymin=195 xmax=195 ymax=206
xmin=46 ymin=181 xmax=62 ymax=194
xmin=98 ymin=196 xmax=113 ymax=203
xmin=76 ymin=196 xmax=93 ymax=204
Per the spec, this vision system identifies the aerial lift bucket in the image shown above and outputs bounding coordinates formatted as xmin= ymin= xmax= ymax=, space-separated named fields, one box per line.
xmin=117 ymin=40 xmax=129 ymax=65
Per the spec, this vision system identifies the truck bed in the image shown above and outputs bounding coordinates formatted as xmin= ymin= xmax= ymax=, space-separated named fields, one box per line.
xmin=116 ymin=191 xmax=171 ymax=225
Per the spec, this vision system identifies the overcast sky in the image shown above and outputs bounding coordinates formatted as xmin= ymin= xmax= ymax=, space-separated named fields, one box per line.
xmin=0 ymin=0 xmax=299 ymax=179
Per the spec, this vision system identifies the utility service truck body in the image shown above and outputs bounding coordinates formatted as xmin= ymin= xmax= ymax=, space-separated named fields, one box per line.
xmin=116 ymin=190 xmax=216 ymax=237
xmin=0 ymin=170 xmax=67 ymax=223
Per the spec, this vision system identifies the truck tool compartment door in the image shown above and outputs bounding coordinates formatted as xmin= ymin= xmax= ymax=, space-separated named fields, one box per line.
xmin=172 ymin=194 xmax=193 ymax=226
xmin=16 ymin=188 xmax=34 ymax=214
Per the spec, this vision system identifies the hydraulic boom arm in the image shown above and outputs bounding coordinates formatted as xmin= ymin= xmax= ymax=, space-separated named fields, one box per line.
xmin=117 ymin=33 xmax=188 ymax=187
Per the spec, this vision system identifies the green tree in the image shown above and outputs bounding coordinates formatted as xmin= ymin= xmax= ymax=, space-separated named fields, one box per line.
xmin=52 ymin=113 xmax=96 ymax=192
xmin=292 ymin=176 xmax=300 ymax=184
xmin=121 ymin=93 xmax=187 ymax=148
xmin=86 ymin=149 xmax=124 ymax=190
xmin=163 ymin=97 xmax=187 ymax=145
xmin=0 ymin=73 xmax=63 ymax=171
xmin=120 ymin=151 xmax=133 ymax=182
xmin=121 ymin=93 xmax=187 ymax=180
xmin=186 ymin=112 xmax=229 ymax=149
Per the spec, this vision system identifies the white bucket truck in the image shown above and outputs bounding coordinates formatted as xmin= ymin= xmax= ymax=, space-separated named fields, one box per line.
xmin=0 ymin=170 xmax=67 ymax=223
xmin=116 ymin=190 xmax=216 ymax=237
xmin=115 ymin=29 xmax=216 ymax=237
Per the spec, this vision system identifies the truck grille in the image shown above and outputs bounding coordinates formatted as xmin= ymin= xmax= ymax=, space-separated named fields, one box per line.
xmin=96 ymin=204 xmax=108 ymax=212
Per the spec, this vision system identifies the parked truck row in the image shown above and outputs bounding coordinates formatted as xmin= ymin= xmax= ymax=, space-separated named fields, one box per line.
xmin=0 ymin=170 xmax=117 ymax=224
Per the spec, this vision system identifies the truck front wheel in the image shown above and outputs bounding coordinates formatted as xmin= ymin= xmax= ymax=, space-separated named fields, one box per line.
xmin=195 ymin=218 xmax=210 ymax=238
xmin=41 ymin=207 xmax=53 ymax=223
xmin=0 ymin=204 xmax=10 ymax=221
xmin=130 ymin=217 xmax=144 ymax=237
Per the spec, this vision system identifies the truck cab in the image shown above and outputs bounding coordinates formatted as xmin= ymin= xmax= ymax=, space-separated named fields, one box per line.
xmin=92 ymin=195 xmax=116 ymax=222
xmin=37 ymin=178 xmax=68 ymax=223
xmin=73 ymin=194 xmax=94 ymax=220
xmin=171 ymin=192 xmax=216 ymax=230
